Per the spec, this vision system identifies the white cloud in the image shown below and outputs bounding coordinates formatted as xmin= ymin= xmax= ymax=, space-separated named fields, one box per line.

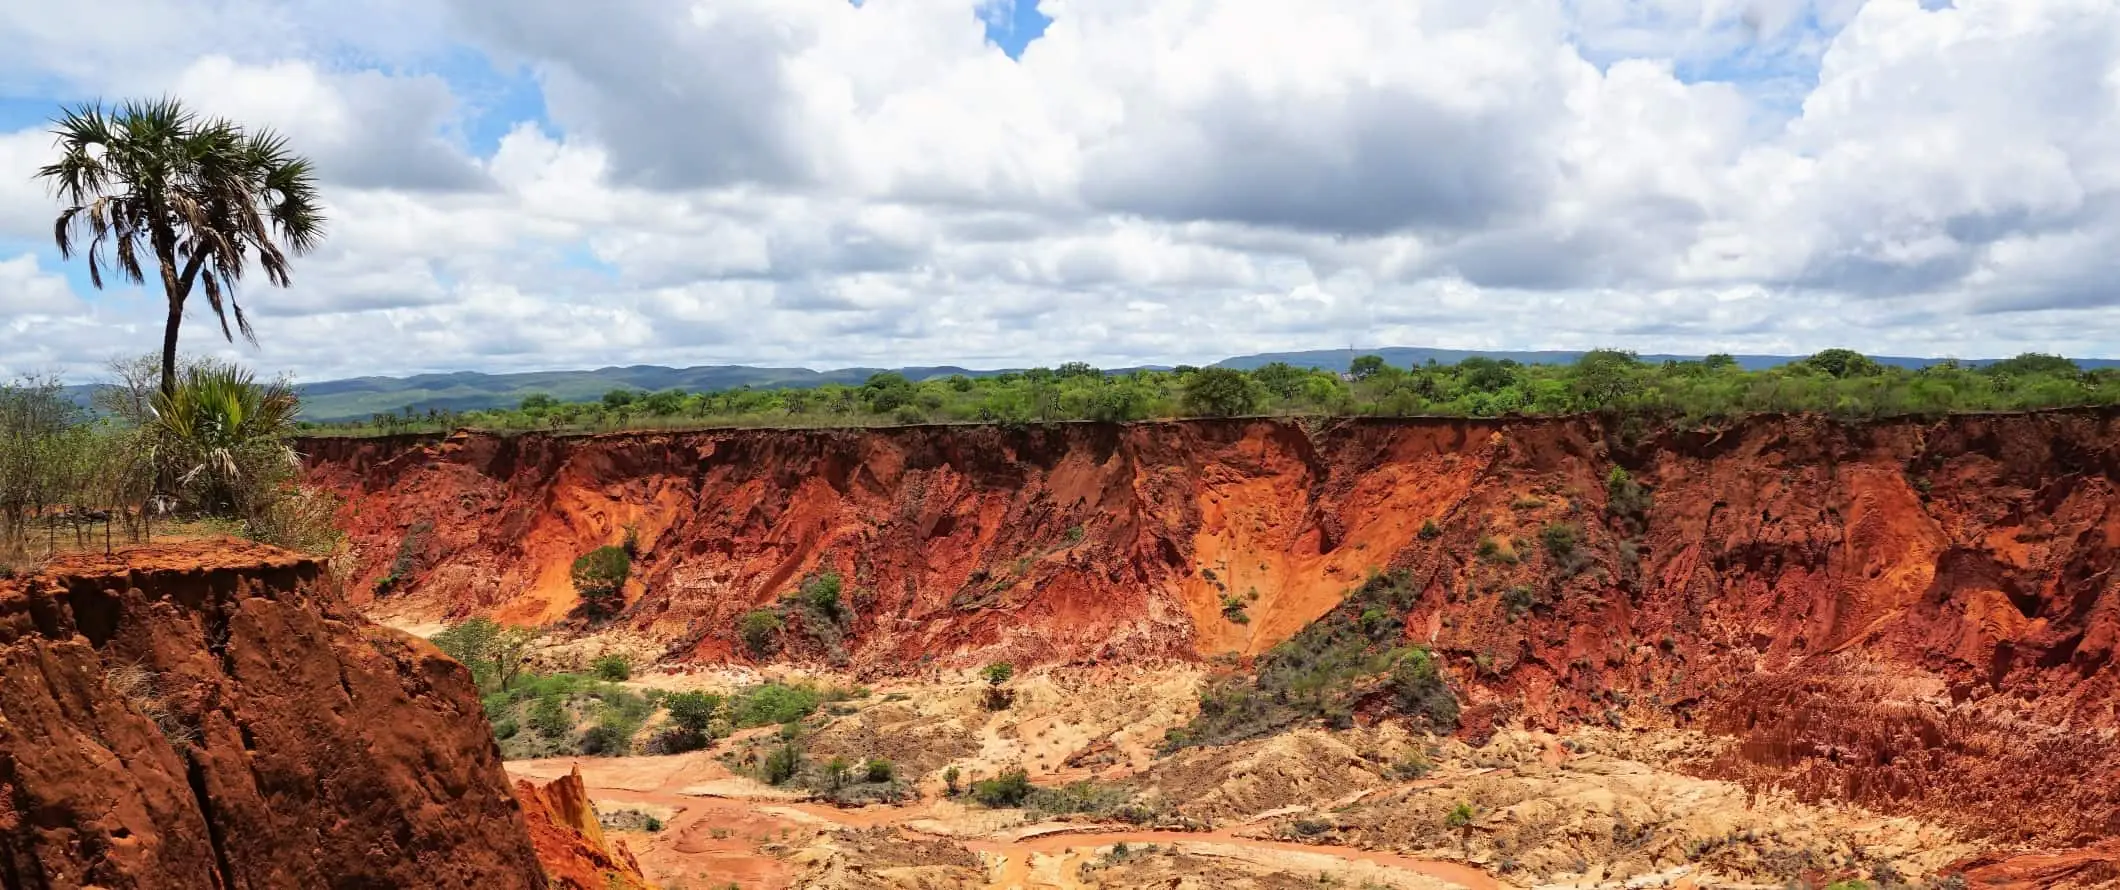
xmin=6 ymin=0 xmax=2120 ymax=384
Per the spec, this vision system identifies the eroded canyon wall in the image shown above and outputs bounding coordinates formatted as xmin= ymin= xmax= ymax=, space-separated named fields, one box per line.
xmin=306 ymin=412 xmax=2120 ymax=844
xmin=0 ymin=541 xmax=547 ymax=889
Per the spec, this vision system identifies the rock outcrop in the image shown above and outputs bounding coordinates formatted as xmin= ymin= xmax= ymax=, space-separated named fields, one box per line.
xmin=305 ymin=412 xmax=2120 ymax=849
xmin=515 ymin=766 xmax=651 ymax=890
xmin=0 ymin=541 xmax=547 ymax=889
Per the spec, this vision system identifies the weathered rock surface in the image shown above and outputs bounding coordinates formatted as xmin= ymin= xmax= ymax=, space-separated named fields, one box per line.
xmin=515 ymin=766 xmax=651 ymax=890
xmin=306 ymin=412 xmax=2120 ymax=851
xmin=0 ymin=541 xmax=547 ymax=889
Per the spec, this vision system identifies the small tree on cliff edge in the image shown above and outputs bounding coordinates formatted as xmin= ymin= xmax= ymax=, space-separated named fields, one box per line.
xmin=571 ymin=545 xmax=631 ymax=620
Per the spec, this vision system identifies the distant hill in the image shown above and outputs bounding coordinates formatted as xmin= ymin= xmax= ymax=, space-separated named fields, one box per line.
xmin=1214 ymin=347 xmax=2120 ymax=373
xmin=54 ymin=347 xmax=2120 ymax=421
xmin=288 ymin=364 xmax=1024 ymax=421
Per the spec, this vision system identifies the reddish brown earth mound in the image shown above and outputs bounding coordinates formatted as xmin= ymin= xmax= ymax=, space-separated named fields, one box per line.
xmin=0 ymin=541 xmax=547 ymax=889
xmin=516 ymin=766 xmax=651 ymax=890
xmin=306 ymin=412 xmax=2120 ymax=850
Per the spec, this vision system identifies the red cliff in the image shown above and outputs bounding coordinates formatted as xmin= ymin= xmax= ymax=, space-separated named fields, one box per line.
xmin=306 ymin=412 xmax=2120 ymax=848
xmin=0 ymin=541 xmax=547 ymax=889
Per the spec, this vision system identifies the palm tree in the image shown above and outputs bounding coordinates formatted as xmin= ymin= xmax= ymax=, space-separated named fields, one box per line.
xmin=36 ymin=98 xmax=324 ymax=397
xmin=148 ymin=363 xmax=299 ymax=516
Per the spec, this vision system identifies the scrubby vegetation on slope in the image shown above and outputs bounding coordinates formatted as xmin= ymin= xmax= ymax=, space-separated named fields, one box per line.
xmin=316 ymin=348 xmax=2120 ymax=436
xmin=1164 ymin=570 xmax=1458 ymax=750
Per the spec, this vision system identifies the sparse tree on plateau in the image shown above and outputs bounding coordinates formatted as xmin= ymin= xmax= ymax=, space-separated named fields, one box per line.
xmin=37 ymin=98 xmax=325 ymax=397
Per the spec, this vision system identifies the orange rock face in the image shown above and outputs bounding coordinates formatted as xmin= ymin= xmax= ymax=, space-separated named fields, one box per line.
xmin=307 ymin=412 xmax=2120 ymax=848
xmin=0 ymin=541 xmax=547 ymax=888
xmin=515 ymin=766 xmax=652 ymax=890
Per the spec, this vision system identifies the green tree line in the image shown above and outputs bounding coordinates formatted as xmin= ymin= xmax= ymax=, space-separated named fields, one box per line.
xmin=314 ymin=349 xmax=2120 ymax=437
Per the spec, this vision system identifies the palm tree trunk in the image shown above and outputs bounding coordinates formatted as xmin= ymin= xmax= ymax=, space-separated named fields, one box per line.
xmin=159 ymin=290 xmax=184 ymax=398
xmin=152 ymin=226 xmax=185 ymax=398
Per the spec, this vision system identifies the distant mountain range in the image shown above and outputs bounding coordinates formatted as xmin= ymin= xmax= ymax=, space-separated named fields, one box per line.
xmin=58 ymin=347 xmax=2120 ymax=421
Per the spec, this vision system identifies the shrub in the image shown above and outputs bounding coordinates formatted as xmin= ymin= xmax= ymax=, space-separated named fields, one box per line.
xmin=1221 ymin=594 xmax=1250 ymax=624
xmin=147 ymin=364 xmax=300 ymax=517
xmin=529 ymin=696 xmax=571 ymax=738
xmin=1605 ymin=466 xmax=1653 ymax=537
xmin=763 ymin=743 xmax=802 ymax=785
xmin=1502 ymin=585 xmax=1537 ymax=619
xmin=1540 ymin=522 xmax=1591 ymax=577
xmin=728 ymin=683 xmax=823 ymax=728
xmin=571 ymin=546 xmax=631 ymax=619
xmin=800 ymin=572 xmax=844 ymax=622
xmin=1476 ymin=535 xmax=1518 ymax=564
xmin=592 ymin=654 xmax=632 ymax=682
xmin=577 ymin=721 xmax=632 ymax=756
xmin=738 ymin=609 xmax=782 ymax=655
xmin=244 ymin=483 xmax=345 ymax=556
xmin=1418 ymin=519 xmax=1442 ymax=540
xmin=664 ymin=691 xmax=721 ymax=733
xmin=863 ymin=758 xmax=894 ymax=783
xmin=1387 ymin=649 xmax=1459 ymax=730
xmin=643 ymin=726 xmax=708 ymax=755
xmin=943 ymin=765 xmax=962 ymax=795
xmin=970 ymin=769 xmax=1033 ymax=807
xmin=981 ymin=662 xmax=1015 ymax=686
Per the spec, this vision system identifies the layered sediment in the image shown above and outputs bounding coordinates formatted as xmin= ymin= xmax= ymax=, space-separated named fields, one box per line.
xmin=305 ymin=411 xmax=2120 ymax=848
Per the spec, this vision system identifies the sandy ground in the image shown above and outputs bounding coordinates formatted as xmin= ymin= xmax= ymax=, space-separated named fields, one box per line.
xmin=501 ymin=666 xmax=1990 ymax=890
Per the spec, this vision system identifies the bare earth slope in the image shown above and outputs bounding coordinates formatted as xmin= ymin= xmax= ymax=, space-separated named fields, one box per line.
xmin=0 ymin=541 xmax=548 ymax=889
xmin=306 ymin=412 xmax=2120 ymax=850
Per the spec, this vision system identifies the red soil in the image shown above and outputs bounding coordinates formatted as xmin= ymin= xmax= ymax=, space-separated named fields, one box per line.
xmin=306 ymin=411 xmax=2120 ymax=853
xmin=0 ymin=540 xmax=547 ymax=888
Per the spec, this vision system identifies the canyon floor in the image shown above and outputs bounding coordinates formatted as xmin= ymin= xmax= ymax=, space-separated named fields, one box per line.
xmin=496 ymin=660 xmax=1988 ymax=890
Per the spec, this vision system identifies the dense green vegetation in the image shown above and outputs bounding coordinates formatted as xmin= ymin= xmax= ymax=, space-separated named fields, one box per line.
xmin=310 ymin=349 xmax=2120 ymax=437
xmin=1163 ymin=569 xmax=1458 ymax=750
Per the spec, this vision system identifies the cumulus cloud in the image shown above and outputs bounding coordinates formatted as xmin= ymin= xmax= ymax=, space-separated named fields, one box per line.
xmin=4 ymin=0 xmax=2120 ymax=383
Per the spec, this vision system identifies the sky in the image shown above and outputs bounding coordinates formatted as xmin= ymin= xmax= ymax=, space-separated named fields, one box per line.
xmin=3 ymin=0 xmax=2120 ymax=382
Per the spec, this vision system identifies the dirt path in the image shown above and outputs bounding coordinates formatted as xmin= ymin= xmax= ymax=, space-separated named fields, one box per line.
xmin=514 ymin=754 xmax=1497 ymax=890
xmin=962 ymin=830 xmax=1498 ymax=890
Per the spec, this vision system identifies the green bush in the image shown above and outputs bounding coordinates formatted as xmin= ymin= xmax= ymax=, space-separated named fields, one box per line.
xmin=529 ymin=696 xmax=571 ymax=739
xmin=970 ymin=769 xmax=1033 ymax=808
xmin=729 ymin=683 xmax=823 ymax=728
xmin=571 ymin=546 xmax=631 ymax=619
xmin=981 ymin=662 xmax=1015 ymax=686
xmin=738 ymin=609 xmax=782 ymax=654
xmin=664 ymin=691 xmax=721 ymax=733
xmin=763 ymin=743 xmax=803 ymax=785
xmin=577 ymin=721 xmax=632 ymax=756
xmin=863 ymin=758 xmax=894 ymax=783
xmin=800 ymin=572 xmax=844 ymax=621
xmin=592 ymin=654 xmax=632 ymax=682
